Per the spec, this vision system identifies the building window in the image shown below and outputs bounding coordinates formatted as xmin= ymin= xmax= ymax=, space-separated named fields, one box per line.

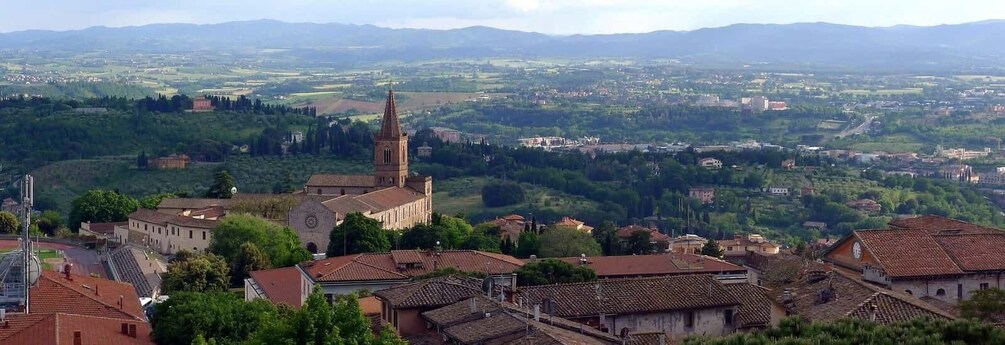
xmin=317 ymin=188 xmax=322 ymax=195
xmin=684 ymin=311 xmax=694 ymax=328
xmin=981 ymin=283 xmax=990 ymax=290
xmin=727 ymin=246 xmax=733 ymax=251
xmin=905 ymin=290 xmax=913 ymax=296
xmin=724 ymin=309 xmax=733 ymax=326
xmin=958 ymin=284 xmax=964 ymax=299
xmin=936 ymin=289 xmax=946 ymax=296
xmin=340 ymin=189 xmax=345 ymax=195
xmin=383 ymin=147 xmax=391 ymax=165
xmin=189 ymin=230 xmax=193 ymax=239
xmin=202 ymin=231 xmax=206 ymax=240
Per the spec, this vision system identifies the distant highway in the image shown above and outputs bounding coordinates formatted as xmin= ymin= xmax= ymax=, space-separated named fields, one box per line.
xmin=835 ymin=116 xmax=876 ymax=139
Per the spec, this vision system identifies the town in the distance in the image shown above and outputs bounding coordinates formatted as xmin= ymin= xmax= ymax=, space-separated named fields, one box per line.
xmin=6 ymin=4 xmax=1005 ymax=345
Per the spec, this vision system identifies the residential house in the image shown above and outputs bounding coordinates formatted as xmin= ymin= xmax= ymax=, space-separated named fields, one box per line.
xmin=421 ymin=296 xmax=621 ymax=344
xmin=780 ymin=159 xmax=796 ymax=170
xmin=617 ymin=225 xmax=671 ymax=252
xmin=772 ymin=269 xmax=954 ymax=324
xmin=549 ymin=253 xmax=747 ymax=282
xmin=191 ymin=96 xmax=213 ymax=112
xmin=767 ymin=187 xmax=789 ymax=196
xmin=148 ymin=154 xmax=189 ymax=170
xmin=671 ymin=234 xmax=707 ymax=254
xmin=430 ymin=127 xmax=462 ymax=143
xmin=823 ymin=215 xmax=1005 ymax=304
xmin=79 ymin=221 xmax=129 ymax=241
xmin=245 ymin=250 xmax=524 ymax=305
xmin=846 ymin=199 xmax=882 ymax=213
xmin=518 ymin=275 xmax=780 ymax=337
xmin=372 ymin=276 xmax=485 ymax=337
xmin=938 ymin=164 xmax=979 ymax=183
xmin=1 ymin=198 xmax=18 ymax=213
xmin=717 ymin=234 xmax=781 ymax=262
xmin=553 ymin=217 xmax=594 ymax=234
xmin=0 ymin=269 xmax=152 ymax=344
xmin=802 ymin=221 xmax=827 ymax=232
xmin=699 ymin=158 xmax=723 ymax=169
xmin=689 ymin=187 xmax=715 ymax=204
xmin=416 ymin=143 xmax=432 ymax=158
xmin=491 ymin=214 xmax=530 ymax=243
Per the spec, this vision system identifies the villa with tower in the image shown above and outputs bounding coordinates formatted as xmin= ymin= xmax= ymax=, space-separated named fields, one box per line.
xmin=289 ymin=90 xmax=432 ymax=253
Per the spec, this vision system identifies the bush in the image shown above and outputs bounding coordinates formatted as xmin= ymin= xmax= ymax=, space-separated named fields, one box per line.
xmin=481 ymin=181 xmax=526 ymax=207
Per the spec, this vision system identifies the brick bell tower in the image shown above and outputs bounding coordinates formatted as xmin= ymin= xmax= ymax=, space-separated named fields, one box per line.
xmin=375 ymin=90 xmax=408 ymax=188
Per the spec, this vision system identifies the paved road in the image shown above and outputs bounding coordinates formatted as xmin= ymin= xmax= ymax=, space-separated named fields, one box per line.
xmin=836 ymin=116 xmax=876 ymax=138
xmin=0 ymin=240 xmax=106 ymax=278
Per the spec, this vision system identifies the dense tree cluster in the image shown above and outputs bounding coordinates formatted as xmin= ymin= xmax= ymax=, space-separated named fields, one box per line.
xmin=514 ymin=258 xmax=597 ymax=286
xmin=208 ymin=214 xmax=312 ymax=285
xmin=150 ymin=287 xmax=408 ymax=345
xmin=68 ymin=189 xmax=139 ymax=230
xmin=160 ymin=251 xmax=230 ymax=294
xmin=481 ymin=181 xmax=525 ymax=207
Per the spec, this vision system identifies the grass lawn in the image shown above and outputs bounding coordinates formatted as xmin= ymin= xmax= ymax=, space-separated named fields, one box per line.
xmin=432 ymin=176 xmax=602 ymax=223
xmin=0 ymin=249 xmax=63 ymax=270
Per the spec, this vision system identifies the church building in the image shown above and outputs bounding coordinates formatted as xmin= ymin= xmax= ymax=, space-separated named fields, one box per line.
xmin=289 ymin=90 xmax=432 ymax=253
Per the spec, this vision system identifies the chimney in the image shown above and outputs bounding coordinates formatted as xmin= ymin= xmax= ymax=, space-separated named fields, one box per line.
xmin=659 ymin=334 xmax=667 ymax=345
xmin=469 ymin=298 xmax=477 ymax=314
xmin=129 ymin=324 xmax=137 ymax=338
xmin=95 ymin=284 xmax=99 ymax=296
xmin=579 ymin=253 xmax=588 ymax=266
xmin=869 ymin=304 xmax=877 ymax=322
xmin=533 ymin=304 xmax=540 ymax=322
xmin=73 ymin=331 xmax=82 ymax=345
xmin=119 ymin=295 xmax=124 ymax=309
xmin=64 ymin=263 xmax=72 ymax=280
xmin=510 ymin=273 xmax=517 ymax=289
xmin=121 ymin=323 xmax=129 ymax=335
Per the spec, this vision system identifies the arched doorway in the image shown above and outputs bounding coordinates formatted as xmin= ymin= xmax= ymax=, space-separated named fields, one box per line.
xmin=306 ymin=242 xmax=318 ymax=254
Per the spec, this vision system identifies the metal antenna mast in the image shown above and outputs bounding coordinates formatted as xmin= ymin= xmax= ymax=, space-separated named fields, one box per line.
xmin=20 ymin=175 xmax=32 ymax=314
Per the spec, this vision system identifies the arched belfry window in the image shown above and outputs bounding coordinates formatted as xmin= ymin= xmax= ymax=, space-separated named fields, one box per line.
xmin=383 ymin=147 xmax=391 ymax=165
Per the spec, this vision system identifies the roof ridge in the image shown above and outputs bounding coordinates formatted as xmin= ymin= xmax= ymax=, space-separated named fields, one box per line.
xmin=521 ymin=274 xmax=714 ymax=289
xmin=41 ymin=274 xmax=141 ymax=321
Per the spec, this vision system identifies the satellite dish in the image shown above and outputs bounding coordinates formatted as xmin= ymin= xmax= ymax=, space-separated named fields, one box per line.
xmin=230 ymin=186 xmax=238 ymax=194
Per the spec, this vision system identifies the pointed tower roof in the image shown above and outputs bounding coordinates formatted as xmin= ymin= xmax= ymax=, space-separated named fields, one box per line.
xmin=378 ymin=90 xmax=403 ymax=139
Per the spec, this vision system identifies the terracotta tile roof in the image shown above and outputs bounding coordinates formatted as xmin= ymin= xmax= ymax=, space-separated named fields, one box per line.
xmin=156 ymin=198 xmax=232 ymax=210
xmin=616 ymin=225 xmax=671 ymax=242
xmin=519 ymin=275 xmax=739 ymax=318
xmin=549 ymin=253 xmax=746 ymax=278
xmin=358 ymin=296 xmax=382 ymax=316
xmin=306 ymin=174 xmax=375 ymax=188
xmin=321 ymin=187 xmax=426 ymax=216
xmin=425 ymin=297 xmax=620 ymax=345
xmin=888 ymin=215 xmax=1003 ymax=235
xmin=501 ymin=214 xmax=526 ymax=222
xmin=128 ymin=208 xmax=218 ymax=229
xmin=422 ymin=295 xmax=503 ymax=327
xmin=932 ymin=233 xmax=1005 ymax=271
xmin=373 ymin=276 xmax=482 ymax=309
xmin=390 ymin=250 xmax=424 ymax=265
xmin=854 ymin=229 xmax=963 ymax=277
xmin=443 ymin=311 xmax=527 ymax=344
xmin=300 ymin=250 xmax=523 ymax=283
xmin=722 ymin=283 xmax=775 ymax=328
xmin=772 ymin=270 xmax=954 ymax=323
xmin=32 ymin=270 xmax=146 ymax=321
xmin=0 ymin=313 xmax=153 ymax=345
xmin=624 ymin=333 xmax=672 ymax=345
xmin=249 ymin=266 xmax=305 ymax=307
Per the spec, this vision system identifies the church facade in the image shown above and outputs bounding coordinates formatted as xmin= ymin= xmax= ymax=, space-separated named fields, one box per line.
xmin=289 ymin=90 xmax=433 ymax=253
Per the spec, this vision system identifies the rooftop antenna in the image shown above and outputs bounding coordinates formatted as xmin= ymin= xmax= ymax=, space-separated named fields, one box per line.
xmin=20 ymin=175 xmax=32 ymax=314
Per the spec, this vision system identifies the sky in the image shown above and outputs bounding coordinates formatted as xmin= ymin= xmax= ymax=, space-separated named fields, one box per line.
xmin=2 ymin=0 xmax=1003 ymax=34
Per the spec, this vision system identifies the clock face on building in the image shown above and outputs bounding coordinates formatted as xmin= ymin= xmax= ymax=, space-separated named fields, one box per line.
xmin=305 ymin=215 xmax=318 ymax=229
xmin=852 ymin=241 xmax=862 ymax=260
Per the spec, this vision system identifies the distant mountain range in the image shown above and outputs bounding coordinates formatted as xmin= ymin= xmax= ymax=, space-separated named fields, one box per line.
xmin=3 ymin=19 xmax=1005 ymax=70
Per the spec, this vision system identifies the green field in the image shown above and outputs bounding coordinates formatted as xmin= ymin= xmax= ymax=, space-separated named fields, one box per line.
xmin=432 ymin=176 xmax=602 ymax=222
